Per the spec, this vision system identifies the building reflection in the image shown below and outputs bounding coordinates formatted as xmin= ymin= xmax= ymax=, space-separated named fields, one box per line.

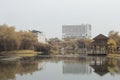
xmin=0 ymin=61 xmax=44 ymax=80
xmin=63 ymin=57 xmax=92 ymax=75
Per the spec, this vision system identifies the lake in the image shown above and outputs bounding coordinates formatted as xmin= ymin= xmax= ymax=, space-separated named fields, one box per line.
xmin=0 ymin=56 xmax=120 ymax=80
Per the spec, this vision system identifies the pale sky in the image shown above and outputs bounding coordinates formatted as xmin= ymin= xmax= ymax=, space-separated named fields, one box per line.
xmin=0 ymin=0 xmax=120 ymax=39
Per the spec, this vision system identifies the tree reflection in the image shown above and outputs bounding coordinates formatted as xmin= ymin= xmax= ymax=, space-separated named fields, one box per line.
xmin=0 ymin=61 xmax=43 ymax=80
xmin=0 ymin=63 xmax=17 ymax=80
xmin=107 ymin=58 xmax=120 ymax=75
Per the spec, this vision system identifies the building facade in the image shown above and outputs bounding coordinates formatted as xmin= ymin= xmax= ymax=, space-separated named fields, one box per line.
xmin=32 ymin=30 xmax=47 ymax=43
xmin=62 ymin=24 xmax=91 ymax=39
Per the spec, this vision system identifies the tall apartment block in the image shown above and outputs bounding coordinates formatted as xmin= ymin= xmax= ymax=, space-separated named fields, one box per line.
xmin=62 ymin=24 xmax=91 ymax=39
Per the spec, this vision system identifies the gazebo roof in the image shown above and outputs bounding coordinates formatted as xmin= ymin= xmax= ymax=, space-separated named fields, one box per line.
xmin=93 ymin=34 xmax=109 ymax=40
xmin=90 ymin=65 xmax=108 ymax=76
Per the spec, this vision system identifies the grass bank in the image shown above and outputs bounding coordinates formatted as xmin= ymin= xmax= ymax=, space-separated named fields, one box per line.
xmin=0 ymin=50 xmax=38 ymax=57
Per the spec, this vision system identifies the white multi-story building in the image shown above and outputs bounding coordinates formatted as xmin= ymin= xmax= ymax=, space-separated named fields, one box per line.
xmin=32 ymin=30 xmax=47 ymax=43
xmin=62 ymin=24 xmax=91 ymax=39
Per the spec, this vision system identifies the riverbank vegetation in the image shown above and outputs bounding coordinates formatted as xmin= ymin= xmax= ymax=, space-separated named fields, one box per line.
xmin=0 ymin=24 xmax=38 ymax=51
xmin=0 ymin=24 xmax=52 ymax=57
xmin=108 ymin=30 xmax=120 ymax=47
xmin=0 ymin=24 xmax=120 ymax=58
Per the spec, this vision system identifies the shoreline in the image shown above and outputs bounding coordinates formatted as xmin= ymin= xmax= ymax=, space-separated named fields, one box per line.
xmin=1 ymin=51 xmax=120 ymax=62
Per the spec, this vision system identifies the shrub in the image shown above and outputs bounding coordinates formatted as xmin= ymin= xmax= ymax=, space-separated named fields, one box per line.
xmin=35 ymin=43 xmax=51 ymax=54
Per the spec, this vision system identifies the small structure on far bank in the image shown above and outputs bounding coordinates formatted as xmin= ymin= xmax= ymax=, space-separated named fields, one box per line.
xmin=91 ymin=34 xmax=109 ymax=55
xmin=32 ymin=30 xmax=47 ymax=43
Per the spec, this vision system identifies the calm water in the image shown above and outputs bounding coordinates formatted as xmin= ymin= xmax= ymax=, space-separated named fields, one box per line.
xmin=0 ymin=56 xmax=120 ymax=80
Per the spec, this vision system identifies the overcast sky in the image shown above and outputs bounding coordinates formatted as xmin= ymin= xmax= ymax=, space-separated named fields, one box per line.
xmin=0 ymin=0 xmax=120 ymax=38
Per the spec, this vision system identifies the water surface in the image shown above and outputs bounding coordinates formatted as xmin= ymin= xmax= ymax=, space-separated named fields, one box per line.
xmin=0 ymin=56 xmax=120 ymax=80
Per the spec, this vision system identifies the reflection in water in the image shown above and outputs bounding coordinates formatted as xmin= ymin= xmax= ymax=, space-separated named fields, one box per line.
xmin=63 ymin=60 xmax=92 ymax=74
xmin=89 ymin=57 xmax=120 ymax=76
xmin=89 ymin=57 xmax=108 ymax=76
xmin=0 ymin=61 xmax=43 ymax=80
xmin=0 ymin=57 xmax=120 ymax=80
xmin=63 ymin=57 xmax=120 ymax=76
xmin=107 ymin=58 xmax=120 ymax=75
xmin=0 ymin=63 xmax=17 ymax=80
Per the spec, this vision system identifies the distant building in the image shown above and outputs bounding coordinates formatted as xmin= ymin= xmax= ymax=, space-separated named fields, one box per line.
xmin=32 ymin=30 xmax=47 ymax=43
xmin=62 ymin=24 xmax=91 ymax=39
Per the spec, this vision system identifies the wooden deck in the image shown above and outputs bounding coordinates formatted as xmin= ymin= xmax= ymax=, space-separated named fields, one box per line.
xmin=87 ymin=53 xmax=107 ymax=56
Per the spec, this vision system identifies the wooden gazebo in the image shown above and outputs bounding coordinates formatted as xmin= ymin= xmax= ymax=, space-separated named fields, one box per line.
xmin=91 ymin=34 xmax=109 ymax=55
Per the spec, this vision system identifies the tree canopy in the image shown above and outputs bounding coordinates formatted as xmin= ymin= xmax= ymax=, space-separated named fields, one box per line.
xmin=107 ymin=38 xmax=117 ymax=50
xmin=0 ymin=24 xmax=38 ymax=52
xmin=108 ymin=30 xmax=120 ymax=47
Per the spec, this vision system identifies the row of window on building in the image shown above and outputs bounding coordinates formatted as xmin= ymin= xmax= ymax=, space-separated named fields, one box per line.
xmin=62 ymin=24 xmax=91 ymax=39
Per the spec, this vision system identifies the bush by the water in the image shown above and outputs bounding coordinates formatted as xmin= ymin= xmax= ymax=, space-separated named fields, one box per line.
xmin=35 ymin=43 xmax=51 ymax=54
